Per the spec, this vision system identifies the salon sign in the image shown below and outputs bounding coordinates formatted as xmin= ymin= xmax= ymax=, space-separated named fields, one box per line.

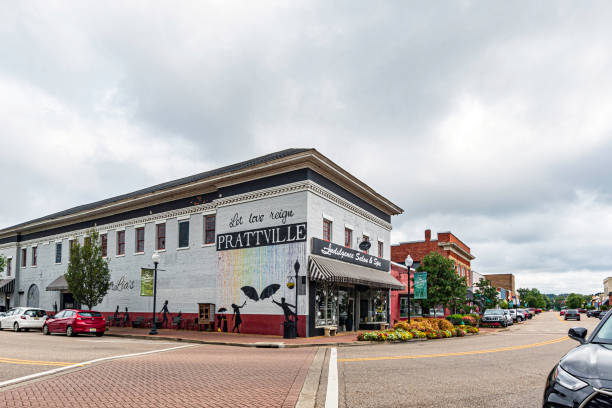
xmin=311 ymin=238 xmax=390 ymax=272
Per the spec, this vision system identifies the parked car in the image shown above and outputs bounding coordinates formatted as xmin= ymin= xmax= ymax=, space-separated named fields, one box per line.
xmin=542 ymin=309 xmax=612 ymax=407
xmin=535 ymin=308 xmax=542 ymax=314
xmin=517 ymin=309 xmax=529 ymax=320
xmin=560 ymin=309 xmax=567 ymax=316
xmin=528 ymin=308 xmax=537 ymax=316
xmin=564 ymin=309 xmax=581 ymax=321
xmin=587 ymin=310 xmax=601 ymax=318
xmin=42 ymin=309 xmax=105 ymax=337
xmin=509 ymin=309 xmax=524 ymax=322
xmin=482 ymin=309 xmax=509 ymax=327
xmin=0 ymin=307 xmax=47 ymax=332
xmin=578 ymin=308 xmax=587 ymax=314
xmin=599 ymin=310 xmax=611 ymax=320
xmin=502 ymin=310 xmax=514 ymax=325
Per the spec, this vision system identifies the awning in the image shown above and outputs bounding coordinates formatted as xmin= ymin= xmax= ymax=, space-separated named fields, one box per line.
xmin=0 ymin=278 xmax=15 ymax=293
xmin=46 ymin=275 xmax=68 ymax=291
xmin=308 ymin=254 xmax=405 ymax=290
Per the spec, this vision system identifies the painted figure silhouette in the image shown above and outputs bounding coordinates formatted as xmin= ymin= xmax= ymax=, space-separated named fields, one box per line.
xmin=231 ymin=301 xmax=246 ymax=333
xmin=160 ymin=300 xmax=169 ymax=328
xmin=272 ymin=297 xmax=297 ymax=322
xmin=123 ymin=307 xmax=129 ymax=326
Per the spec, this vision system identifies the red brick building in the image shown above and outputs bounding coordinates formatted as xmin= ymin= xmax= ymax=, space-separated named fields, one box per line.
xmin=390 ymin=230 xmax=475 ymax=320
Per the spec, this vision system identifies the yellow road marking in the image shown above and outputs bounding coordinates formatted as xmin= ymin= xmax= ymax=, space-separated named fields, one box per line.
xmin=338 ymin=336 xmax=570 ymax=363
xmin=0 ymin=357 xmax=76 ymax=367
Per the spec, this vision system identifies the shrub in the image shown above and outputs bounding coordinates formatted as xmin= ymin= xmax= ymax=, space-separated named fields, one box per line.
xmin=462 ymin=316 xmax=477 ymax=326
xmin=448 ymin=314 xmax=464 ymax=325
xmin=467 ymin=326 xmax=479 ymax=334
xmin=438 ymin=319 xmax=454 ymax=331
xmin=456 ymin=328 xmax=466 ymax=337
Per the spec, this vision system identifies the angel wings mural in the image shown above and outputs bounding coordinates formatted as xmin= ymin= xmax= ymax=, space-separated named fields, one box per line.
xmin=240 ymin=284 xmax=281 ymax=302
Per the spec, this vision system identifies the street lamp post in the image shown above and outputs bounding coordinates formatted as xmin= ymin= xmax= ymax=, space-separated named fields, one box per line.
xmin=405 ymin=255 xmax=414 ymax=323
xmin=294 ymin=260 xmax=300 ymax=337
xmin=149 ymin=252 xmax=160 ymax=335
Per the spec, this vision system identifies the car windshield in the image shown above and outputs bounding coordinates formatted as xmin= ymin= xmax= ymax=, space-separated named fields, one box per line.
xmin=593 ymin=315 xmax=612 ymax=344
xmin=484 ymin=310 xmax=503 ymax=315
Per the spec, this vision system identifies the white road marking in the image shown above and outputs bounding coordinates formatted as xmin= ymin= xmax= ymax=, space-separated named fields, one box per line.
xmin=325 ymin=347 xmax=338 ymax=408
xmin=0 ymin=344 xmax=196 ymax=388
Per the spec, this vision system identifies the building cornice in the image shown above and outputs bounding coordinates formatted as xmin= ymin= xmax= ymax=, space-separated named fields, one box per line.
xmin=438 ymin=241 xmax=476 ymax=261
xmin=0 ymin=149 xmax=401 ymax=239
xmin=1 ymin=179 xmax=392 ymax=248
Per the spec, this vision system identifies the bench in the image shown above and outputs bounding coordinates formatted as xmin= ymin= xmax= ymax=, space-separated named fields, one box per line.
xmin=131 ymin=316 xmax=145 ymax=328
xmin=378 ymin=323 xmax=389 ymax=330
xmin=324 ymin=326 xmax=337 ymax=337
xmin=172 ymin=316 xmax=182 ymax=329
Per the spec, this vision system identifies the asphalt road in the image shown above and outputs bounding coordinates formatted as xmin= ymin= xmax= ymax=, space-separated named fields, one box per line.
xmin=335 ymin=312 xmax=600 ymax=408
xmin=0 ymin=329 xmax=180 ymax=381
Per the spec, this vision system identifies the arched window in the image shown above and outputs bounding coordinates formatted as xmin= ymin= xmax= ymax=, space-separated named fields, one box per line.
xmin=27 ymin=284 xmax=39 ymax=308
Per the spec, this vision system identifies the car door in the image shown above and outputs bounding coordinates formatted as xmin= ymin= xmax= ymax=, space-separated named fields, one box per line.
xmin=60 ymin=311 xmax=74 ymax=332
xmin=48 ymin=311 xmax=64 ymax=332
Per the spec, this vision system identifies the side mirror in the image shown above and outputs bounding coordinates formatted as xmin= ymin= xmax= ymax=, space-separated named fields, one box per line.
xmin=568 ymin=327 xmax=587 ymax=344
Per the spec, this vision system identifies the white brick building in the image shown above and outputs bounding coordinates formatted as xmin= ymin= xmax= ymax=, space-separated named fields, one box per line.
xmin=0 ymin=149 xmax=403 ymax=336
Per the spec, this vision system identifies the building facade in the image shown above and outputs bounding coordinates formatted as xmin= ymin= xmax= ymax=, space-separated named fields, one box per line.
xmin=0 ymin=149 xmax=403 ymax=336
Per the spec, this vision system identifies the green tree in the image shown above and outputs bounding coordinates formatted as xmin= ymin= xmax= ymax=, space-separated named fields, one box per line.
xmin=0 ymin=255 xmax=5 ymax=274
xmin=416 ymin=252 xmax=467 ymax=317
xmin=566 ymin=293 xmax=586 ymax=309
xmin=475 ymin=278 xmax=499 ymax=311
xmin=499 ymin=300 xmax=509 ymax=309
xmin=65 ymin=230 xmax=111 ymax=310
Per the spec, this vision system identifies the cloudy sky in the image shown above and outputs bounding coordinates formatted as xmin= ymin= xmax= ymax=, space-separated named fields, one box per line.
xmin=1 ymin=2 xmax=611 ymax=295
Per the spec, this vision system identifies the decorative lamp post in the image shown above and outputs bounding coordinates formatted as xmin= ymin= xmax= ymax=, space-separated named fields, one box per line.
xmin=149 ymin=252 xmax=160 ymax=335
xmin=294 ymin=259 xmax=300 ymax=337
xmin=405 ymin=255 xmax=414 ymax=323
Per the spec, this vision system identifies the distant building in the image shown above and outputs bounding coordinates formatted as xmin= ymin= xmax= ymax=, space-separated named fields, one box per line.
xmin=391 ymin=229 xmax=475 ymax=287
xmin=471 ymin=270 xmax=484 ymax=289
xmin=484 ymin=274 xmax=516 ymax=301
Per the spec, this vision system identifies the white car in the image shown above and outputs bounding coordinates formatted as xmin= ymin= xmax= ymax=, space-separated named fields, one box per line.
xmin=0 ymin=307 xmax=48 ymax=332
xmin=509 ymin=309 xmax=524 ymax=322
xmin=502 ymin=309 xmax=513 ymax=325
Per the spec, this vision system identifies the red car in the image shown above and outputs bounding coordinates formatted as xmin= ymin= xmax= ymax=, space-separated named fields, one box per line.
xmin=560 ymin=309 xmax=566 ymax=316
xmin=43 ymin=309 xmax=105 ymax=337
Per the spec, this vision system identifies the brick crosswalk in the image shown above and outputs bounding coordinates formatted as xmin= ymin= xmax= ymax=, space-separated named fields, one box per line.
xmin=0 ymin=345 xmax=317 ymax=407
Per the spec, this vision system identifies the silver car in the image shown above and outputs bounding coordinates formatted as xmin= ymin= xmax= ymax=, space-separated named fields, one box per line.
xmin=0 ymin=307 xmax=48 ymax=332
xmin=502 ymin=309 xmax=514 ymax=326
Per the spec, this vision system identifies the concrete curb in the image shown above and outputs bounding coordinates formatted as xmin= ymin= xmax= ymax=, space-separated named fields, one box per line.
xmin=296 ymin=348 xmax=326 ymax=408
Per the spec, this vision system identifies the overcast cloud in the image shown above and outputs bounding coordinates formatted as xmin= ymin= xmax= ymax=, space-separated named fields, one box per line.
xmin=1 ymin=1 xmax=612 ymax=295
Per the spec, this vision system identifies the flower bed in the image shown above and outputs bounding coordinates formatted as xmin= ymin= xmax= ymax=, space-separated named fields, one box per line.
xmin=357 ymin=318 xmax=479 ymax=343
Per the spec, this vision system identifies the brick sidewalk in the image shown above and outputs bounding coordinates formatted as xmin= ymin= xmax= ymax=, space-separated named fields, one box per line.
xmin=0 ymin=345 xmax=317 ymax=408
xmin=105 ymin=326 xmax=361 ymax=346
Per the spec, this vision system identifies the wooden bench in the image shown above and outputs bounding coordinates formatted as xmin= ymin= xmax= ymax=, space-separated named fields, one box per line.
xmin=378 ymin=323 xmax=389 ymax=330
xmin=131 ymin=316 xmax=145 ymax=328
xmin=324 ymin=326 xmax=337 ymax=337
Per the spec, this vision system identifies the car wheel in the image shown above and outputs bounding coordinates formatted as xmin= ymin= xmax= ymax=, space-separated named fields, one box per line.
xmin=43 ymin=325 xmax=50 ymax=335
xmin=95 ymin=332 xmax=104 ymax=337
xmin=577 ymin=317 xmax=580 ymax=321
xmin=66 ymin=326 xmax=75 ymax=337
xmin=13 ymin=322 xmax=20 ymax=332
xmin=24 ymin=328 xmax=29 ymax=332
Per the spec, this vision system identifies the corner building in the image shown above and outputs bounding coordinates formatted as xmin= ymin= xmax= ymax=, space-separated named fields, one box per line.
xmin=0 ymin=149 xmax=403 ymax=337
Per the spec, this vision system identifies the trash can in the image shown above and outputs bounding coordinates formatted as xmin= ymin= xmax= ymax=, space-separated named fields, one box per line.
xmin=283 ymin=320 xmax=296 ymax=339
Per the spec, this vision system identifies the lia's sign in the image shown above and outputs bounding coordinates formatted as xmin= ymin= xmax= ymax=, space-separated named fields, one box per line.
xmin=311 ymin=238 xmax=390 ymax=272
xmin=216 ymin=222 xmax=307 ymax=251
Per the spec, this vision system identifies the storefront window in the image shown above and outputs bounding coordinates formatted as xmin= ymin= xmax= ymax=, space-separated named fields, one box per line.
xmin=400 ymin=297 xmax=423 ymax=318
xmin=359 ymin=288 xmax=388 ymax=323
xmin=315 ymin=283 xmax=338 ymax=327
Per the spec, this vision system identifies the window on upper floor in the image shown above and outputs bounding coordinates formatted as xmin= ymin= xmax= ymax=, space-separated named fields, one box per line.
xmin=55 ymin=243 xmax=62 ymax=264
xmin=323 ymin=219 xmax=332 ymax=242
xmin=6 ymin=258 xmax=11 ymax=276
xmin=344 ymin=228 xmax=352 ymax=248
xmin=101 ymin=234 xmax=107 ymax=257
xmin=69 ymin=239 xmax=75 ymax=256
xmin=156 ymin=223 xmax=166 ymax=251
xmin=21 ymin=248 xmax=26 ymax=267
xmin=31 ymin=247 xmax=37 ymax=267
xmin=378 ymin=241 xmax=383 ymax=258
xmin=178 ymin=220 xmax=190 ymax=248
xmin=135 ymin=227 xmax=145 ymax=253
xmin=204 ymin=215 xmax=216 ymax=245
xmin=117 ymin=231 xmax=125 ymax=255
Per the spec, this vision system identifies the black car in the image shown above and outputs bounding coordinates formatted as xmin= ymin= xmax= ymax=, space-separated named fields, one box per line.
xmin=543 ymin=310 xmax=612 ymax=407
xmin=600 ymin=310 xmax=611 ymax=320
xmin=565 ymin=309 xmax=581 ymax=321
xmin=587 ymin=310 xmax=601 ymax=318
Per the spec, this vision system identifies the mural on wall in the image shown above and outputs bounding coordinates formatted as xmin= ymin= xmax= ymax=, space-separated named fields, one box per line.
xmin=217 ymin=241 xmax=307 ymax=321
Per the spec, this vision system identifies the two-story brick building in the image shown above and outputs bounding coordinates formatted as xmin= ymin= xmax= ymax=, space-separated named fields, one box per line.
xmin=389 ymin=229 xmax=475 ymax=318
xmin=0 ymin=149 xmax=403 ymax=337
